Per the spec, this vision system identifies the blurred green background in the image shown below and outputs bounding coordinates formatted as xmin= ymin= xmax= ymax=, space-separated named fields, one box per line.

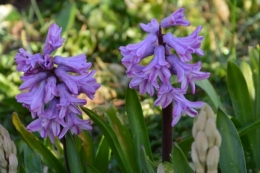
xmin=0 ymin=0 xmax=259 ymax=165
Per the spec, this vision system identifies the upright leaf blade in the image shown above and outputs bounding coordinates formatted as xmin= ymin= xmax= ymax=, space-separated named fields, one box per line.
xmin=172 ymin=143 xmax=193 ymax=173
xmin=227 ymin=60 xmax=254 ymax=124
xmin=217 ymin=108 xmax=247 ymax=173
xmin=125 ymin=87 xmax=153 ymax=166
xmin=66 ymin=133 xmax=84 ymax=173
xmin=195 ymin=79 xmax=222 ymax=111
xmin=105 ymin=105 xmax=139 ymax=173
xmin=12 ymin=113 xmax=66 ymax=173
xmin=81 ymin=107 xmax=129 ymax=173
xmin=94 ymin=136 xmax=110 ymax=173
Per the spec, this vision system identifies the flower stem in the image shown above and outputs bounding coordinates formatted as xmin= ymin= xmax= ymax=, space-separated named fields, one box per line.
xmin=162 ymin=102 xmax=173 ymax=162
xmin=61 ymin=137 xmax=71 ymax=173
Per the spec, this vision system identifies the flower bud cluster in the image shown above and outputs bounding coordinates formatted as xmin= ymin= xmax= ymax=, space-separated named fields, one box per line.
xmin=15 ymin=23 xmax=101 ymax=142
xmin=119 ymin=8 xmax=210 ymax=126
xmin=191 ymin=104 xmax=221 ymax=173
xmin=0 ymin=125 xmax=18 ymax=173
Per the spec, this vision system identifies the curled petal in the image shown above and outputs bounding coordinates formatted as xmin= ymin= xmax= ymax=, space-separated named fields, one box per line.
xmin=54 ymin=54 xmax=91 ymax=74
xmin=140 ymin=18 xmax=159 ymax=33
xmin=161 ymin=8 xmax=190 ymax=28
xmin=43 ymin=23 xmax=65 ymax=55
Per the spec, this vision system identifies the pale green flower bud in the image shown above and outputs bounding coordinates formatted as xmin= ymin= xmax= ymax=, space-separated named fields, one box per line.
xmin=191 ymin=142 xmax=205 ymax=173
xmin=191 ymin=103 xmax=222 ymax=173
xmin=206 ymin=146 xmax=220 ymax=173
xmin=0 ymin=124 xmax=18 ymax=173
xmin=9 ymin=153 xmax=18 ymax=173
xmin=205 ymin=118 xmax=217 ymax=148
xmin=195 ymin=131 xmax=208 ymax=163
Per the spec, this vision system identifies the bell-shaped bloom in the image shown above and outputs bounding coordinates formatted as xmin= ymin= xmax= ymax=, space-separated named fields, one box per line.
xmin=161 ymin=8 xmax=190 ymax=28
xmin=15 ymin=49 xmax=44 ymax=74
xmin=59 ymin=112 xmax=92 ymax=138
xmin=140 ymin=18 xmax=159 ymax=34
xmin=43 ymin=23 xmax=65 ymax=55
xmin=55 ymin=67 xmax=100 ymax=98
xmin=172 ymin=94 xmax=204 ymax=126
xmin=56 ymin=83 xmax=86 ymax=119
xmin=163 ymin=26 xmax=204 ymax=62
xmin=44 ymin=76 xmax=58 ymax=103
xmin=16 ymin=81 xmax=46 ymax=117
xmin=143 ymin=46 xmax=171 ymax=83
xmin=167 ymin=54 xmax=210 ymax=93
xmin=54 ymin=54 xmax=92 ymax=74
xmin=120 ymin=34 xmax=157 ymax=64
xmin=19 ymin=72 xmax=49 ymax=91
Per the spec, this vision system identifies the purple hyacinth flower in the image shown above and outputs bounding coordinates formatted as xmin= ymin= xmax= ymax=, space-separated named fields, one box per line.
xmin=172 ymin=95 xmax=204 ymax=126
xmin=15 ymin=48 xmax=44 ymax=74
xmin=54 ymin=54 xmax=92 ymax=74
xmin=140 ymin=18 xmax=159 ymax=34
xmin=15 ymin=23 xmax=100 ymax=142
xmin=143 ymin=46 xmax=171 ymax=83
xmin=161 ymin=8 xmax=190 ymax=28
xmin=120 ymin=8 xmax=209 ymax=126
xmin=44 ymin=76 xmax=58 ymax=103
xmin=163 ymin=26 xmax=204 ymax=62
xmin=43 ymin=23 xmax=65 ymax=55
xmin=57 ymin=83 xmax=86 ymax=119
xmin=19 ymin=72 xmax=49 ymax=91
xmin=59 ymin=112 xmax=92 ymax=138
xmin=167 ymin=54 xmax=210 ymax=93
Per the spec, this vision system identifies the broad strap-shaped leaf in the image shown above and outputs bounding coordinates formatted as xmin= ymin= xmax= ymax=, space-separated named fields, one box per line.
xmin=217 ymin=108 xmax=247 ymax=173
xmin=125 ymin=87 xmax=153 ymax=171
xmin=55 ymin=2 xmax=76 ymax=33
xmin=240 ymin=61 xmax=255 ymax=100
xmin=178 ymin=136 xmax=193 ymax=158
xmin=77 ymin=131 xmax=94 ymax=172
xmin=81 ymin=107 xmax=129 ymax=173
xmin=195 ymin=79 xmax=222 ymax=111
xmin=227 ymin=60 xmax=254 ymax=124
xmin=94 ymin=136 xmax=111 ymax=173
xmin=172 ymin=143 xmax=193 ymax=173
xmin=105 ymin=104 xmax=139 ymax=173
xmin=24 ymin=145 xmax=43 ymax=173
xmin=252 ymin=47 xmax=260 ymax=168
xmin=66 ymin=133 xmax=84 ymax=173
xmin=12 ymin=113 xmax=66 ymax=173
xmin=140 ymin=147 xmax=156 ymax=173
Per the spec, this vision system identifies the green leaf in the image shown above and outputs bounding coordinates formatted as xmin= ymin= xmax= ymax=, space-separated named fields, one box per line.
xmin=240 ymin=61 xmax=255 ymax=100
xmin=172 ymin=143 xmax=193 ymax=173
xmin=105 ymin=104 xmax=139 ymax=173
xmin=24 ymin=145 xmax=43 ymax=173
xmin=55 ymin=1 xmax=76 ymax=33
xmin=81 ymin=107 xmax=129 ymax=173
xmin=94 ymin=136 xmax=111 ymax=173
xmin=239 ymin=119 xmax=260 ymax=136
xmin=125 ymin=87 xmax=153 ymax=171
xmin=217 ymin=108 xmax=247 ymax=173
xmin=227 ymin=60 xmax=254 ymax=124
xmin=77 ymin=131 xmax=95 ymax=170
xmin=195 ymin=79 xmax=222 ymax=111
xmin=177 ymin=136 xmax=193 ymax=158
xmin=66 ymin=133 xmax=84 ymax=173
xmin=252 ymin=46 xmax=260 ymax=168
xmin=12 ymin=113 xmax=66 ymax=173
xmin=140 ymin=147 xmax=156 ymax=173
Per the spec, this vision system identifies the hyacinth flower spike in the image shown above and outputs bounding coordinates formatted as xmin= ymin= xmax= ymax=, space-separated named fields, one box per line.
xmin=119 ymin=8 xmax=209 ymax=162
xmin=15 ymin=23 xmax=100 ymax=143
